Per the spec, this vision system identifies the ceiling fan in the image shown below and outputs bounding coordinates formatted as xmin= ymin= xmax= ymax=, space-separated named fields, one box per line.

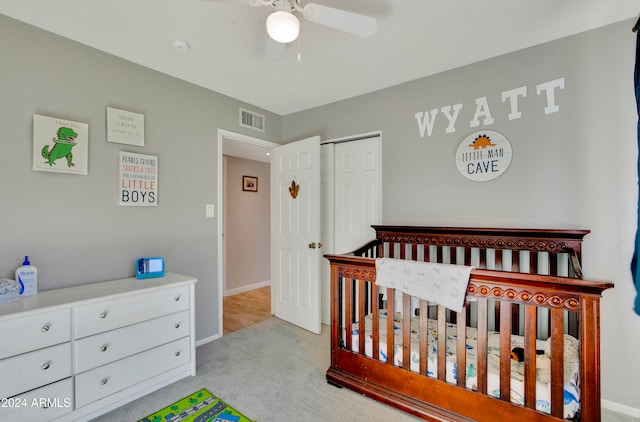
xmin=210 ymin=0 xmax=378 ymax=60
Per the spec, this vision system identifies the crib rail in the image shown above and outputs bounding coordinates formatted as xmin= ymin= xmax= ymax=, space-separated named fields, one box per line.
xmin=348 ymin=226 xmax=589 ymax=337
xmin=355 ymin=225 xmax=590 ymax=278
xmin=325 ymin=253 xmax=613 ymax=421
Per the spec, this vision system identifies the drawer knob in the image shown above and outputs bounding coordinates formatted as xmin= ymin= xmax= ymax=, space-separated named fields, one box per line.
xmin=41 ymin=362 xmax=50 ymax=370
xmin=41 ymin=325 xmax=50 ymax=332
xmin=174 ymin=296 xmax=180 ymax=302
xmin=174 ymin=323 xmax=181 ymax=329
xmin=175 ymin=351 xmax=181 ymax=357
xmin=99 ymin=311 xmax=108 ymax=319
xmin=100 ymin=378 xmax=109 ymax=385
xmin=100 ymin=345 xmax=108 ymax=352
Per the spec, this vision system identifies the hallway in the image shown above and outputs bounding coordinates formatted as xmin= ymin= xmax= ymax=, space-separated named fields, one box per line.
xmin=223 ymin=286 xmax=271 ymax=335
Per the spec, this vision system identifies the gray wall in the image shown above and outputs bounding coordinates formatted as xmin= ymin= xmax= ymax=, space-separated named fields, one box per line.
xmin=224 ymin=156 xmax=270 ymax=293
xmin=0 ymin=15 xmax=282 ymax=342
xmin=283 ymin=19 xmax=639 ymax=412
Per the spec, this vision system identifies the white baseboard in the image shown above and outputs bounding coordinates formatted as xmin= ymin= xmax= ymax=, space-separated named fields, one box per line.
xmin=602 ymin=399 xmax=640 ymax=418
xmin=224 ymin=280 xmax=270 ymax=297
xmin=195 ymin=333 xmax=221 ymax=347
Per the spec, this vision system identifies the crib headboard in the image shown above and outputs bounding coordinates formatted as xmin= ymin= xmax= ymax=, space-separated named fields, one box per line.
xmin=353 ymin=225 xmax=590 ymax=278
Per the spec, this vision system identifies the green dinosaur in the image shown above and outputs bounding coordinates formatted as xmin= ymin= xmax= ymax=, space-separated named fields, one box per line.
xmin=42 ymin=126 xmax=78 ymax=167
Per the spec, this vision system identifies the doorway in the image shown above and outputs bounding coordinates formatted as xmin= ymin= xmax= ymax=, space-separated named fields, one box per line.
xmin=217 ymin=129 xmax=279 ymax=336
xmin=216 ymin=129 xmax=382 ymax=335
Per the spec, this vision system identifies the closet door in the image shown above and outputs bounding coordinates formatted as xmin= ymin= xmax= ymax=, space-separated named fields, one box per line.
xmin=334 ymin=136 xmax=382 ymax=254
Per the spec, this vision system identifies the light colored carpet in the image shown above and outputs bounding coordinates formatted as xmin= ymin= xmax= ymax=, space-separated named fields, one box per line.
xmin=91 ymin=317 xmax=637 ymax=422
xmin=91 ymin=317 xmax=421 ymax=421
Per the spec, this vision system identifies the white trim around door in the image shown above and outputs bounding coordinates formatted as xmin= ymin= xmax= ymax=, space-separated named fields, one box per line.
xmin=217 ymin=129 xmax=279 ymax=337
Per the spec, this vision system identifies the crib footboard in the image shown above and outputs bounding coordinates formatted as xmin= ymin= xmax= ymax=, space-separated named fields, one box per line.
xmin=325 ymin=250 xmax=612 ymax=421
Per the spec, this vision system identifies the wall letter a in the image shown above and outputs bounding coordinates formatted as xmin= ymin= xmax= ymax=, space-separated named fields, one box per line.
xmin=470 ymin=96 xmax=495 ymax=128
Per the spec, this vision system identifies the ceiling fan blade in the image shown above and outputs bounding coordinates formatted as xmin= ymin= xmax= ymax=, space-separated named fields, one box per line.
xmin=265 ymin=36 xmax=286 ymax=61
xmin=302 ymin=3 xmax=377 ymax=37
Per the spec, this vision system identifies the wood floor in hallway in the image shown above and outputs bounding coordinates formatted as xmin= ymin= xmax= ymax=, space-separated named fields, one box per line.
xmin=223 ymin=286 xmax=272 ymax=335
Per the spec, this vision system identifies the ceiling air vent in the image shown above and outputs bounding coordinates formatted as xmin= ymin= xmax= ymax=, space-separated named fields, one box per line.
xmin=239 ymin=108 xmax=265 ymax=132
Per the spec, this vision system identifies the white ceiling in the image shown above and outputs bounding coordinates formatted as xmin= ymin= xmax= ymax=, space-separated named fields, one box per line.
xmin=1 ymin=0 xmax=638 ymax=116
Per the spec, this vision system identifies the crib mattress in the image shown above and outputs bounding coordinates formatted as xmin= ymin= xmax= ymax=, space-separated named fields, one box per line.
xmin=349 ymin=310 xmax=580 ymax=418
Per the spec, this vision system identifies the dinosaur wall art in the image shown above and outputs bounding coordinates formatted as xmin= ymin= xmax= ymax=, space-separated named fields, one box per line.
xmin=32 ymin=114 xmax=88 ymax=175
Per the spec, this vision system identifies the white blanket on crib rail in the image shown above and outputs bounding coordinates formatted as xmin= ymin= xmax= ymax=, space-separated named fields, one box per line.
xmin=375 ymin=258 xmax=472 ymax=312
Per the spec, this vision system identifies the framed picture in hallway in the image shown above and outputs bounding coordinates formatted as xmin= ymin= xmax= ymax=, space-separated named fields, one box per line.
xmin=243 ymin=175 xmax=258 ymax=192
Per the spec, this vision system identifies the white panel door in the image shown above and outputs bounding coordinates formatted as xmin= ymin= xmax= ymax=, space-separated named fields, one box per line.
xmin=334 ymin=136 xmax=381 ymax=254
xmin=271 ymin=136 xmax=322 ymax=334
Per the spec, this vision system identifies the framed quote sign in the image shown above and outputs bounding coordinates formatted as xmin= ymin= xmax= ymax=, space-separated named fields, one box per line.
xmin=119 ymin=151 xmax=157 ymax=206
xmin=107 ymin=107 xmax=145 ymax=146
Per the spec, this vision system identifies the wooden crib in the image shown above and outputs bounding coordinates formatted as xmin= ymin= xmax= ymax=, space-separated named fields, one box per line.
xmin=324 ymin=226 xmax=613 ymax=421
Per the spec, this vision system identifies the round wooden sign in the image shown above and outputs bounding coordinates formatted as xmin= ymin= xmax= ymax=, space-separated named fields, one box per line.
xmin=455 ymin=130 xmax=512 ymax=182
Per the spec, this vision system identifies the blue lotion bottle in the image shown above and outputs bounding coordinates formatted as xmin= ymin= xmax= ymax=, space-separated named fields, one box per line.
xmin=16 ymin=256 xmax=38 ymax=296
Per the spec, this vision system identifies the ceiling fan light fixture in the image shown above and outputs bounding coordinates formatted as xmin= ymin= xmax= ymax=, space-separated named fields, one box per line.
xmin=266 ymin=10 xmax=300 ymax=43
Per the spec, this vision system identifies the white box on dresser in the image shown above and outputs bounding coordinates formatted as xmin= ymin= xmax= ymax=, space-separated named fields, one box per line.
xmin=0 ymin=273 xmax=197 ymax=422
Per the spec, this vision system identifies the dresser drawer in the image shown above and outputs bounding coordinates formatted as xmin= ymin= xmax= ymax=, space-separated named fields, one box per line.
xmin=75 ymin=310 xmax=190 ymax=373
xmin=0 ymin=378 xmax=73 ymax=422
xmin=0 ymin=342 xmax=72 ymax=399
xmin=0 ymin=309 xmax=71 ymax=359
xmin=74 ymin=285 xmax=190 ymax=338
xmin=75 ymin=337 xmax=191 ymax=408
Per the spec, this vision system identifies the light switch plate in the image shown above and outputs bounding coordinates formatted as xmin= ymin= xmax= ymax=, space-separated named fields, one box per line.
xmin=206 ymin=204 xmax=215 ymax=218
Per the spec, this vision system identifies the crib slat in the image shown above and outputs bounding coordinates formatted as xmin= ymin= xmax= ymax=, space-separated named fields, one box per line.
xmin=550 ymin=308 xmax=564 ymax=418
xmin=419 ymin=299 xmax=429 ymax=375
xmin=456 ymin=306 xmax=467 ymax=387
xmin=387 ymin=287 xmax=395 ymax=366
xmin=479 ymin=247 xmax=487 ymax=269
xmin=331 ymin=266 xmax=341 ymax=366
xmin=512 ymin=249 xmax=520 ymax=273
xmin=358 ymin=278 xmax=366 ymax=356
xmin=437 ymin=305 xmax=447 ymax=381
xmin=372 ymin=283 xmax=380 ymax=360
xmin=345 ymin=278 xmax=353 ymax=352
xmin=549 ymin=251 xmax=558 ymax=276
xmin=499 ymin=302 xmax=512 ymax=401
xmin=529 ymin=251 xmax=540 ymax=274
xmin=494 ymin=251 xmax=504 ymax=332
xmin=402 ymin=293 xmax=411 ymax=370
xmin=524 ymin=304 xmax=537 ymax=409
xmin=476 ymin=298 xmax=488 ymax=394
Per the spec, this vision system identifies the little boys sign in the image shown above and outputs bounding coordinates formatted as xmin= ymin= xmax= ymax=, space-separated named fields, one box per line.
xmin=119 ymin=151 xmax=157 ymax=206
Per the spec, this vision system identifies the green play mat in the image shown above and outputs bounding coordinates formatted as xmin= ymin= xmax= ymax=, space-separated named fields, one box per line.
xmin=137 ymin=388 xmax=254 ymax=422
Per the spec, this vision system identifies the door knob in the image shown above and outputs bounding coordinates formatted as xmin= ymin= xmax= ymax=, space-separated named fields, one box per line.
xmin=309 ymin=242 xmax=316 ymax=249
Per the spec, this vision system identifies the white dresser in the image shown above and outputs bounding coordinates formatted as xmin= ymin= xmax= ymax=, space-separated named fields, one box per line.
xmin=0 ymin=273 xmax=197 ymax=422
